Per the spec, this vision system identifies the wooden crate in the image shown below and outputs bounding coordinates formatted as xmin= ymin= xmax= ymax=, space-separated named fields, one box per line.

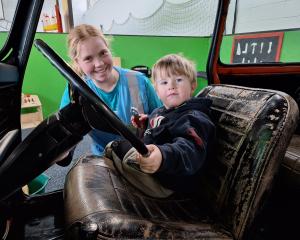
xmin=21 ymin=94 xmax=43 ymax=129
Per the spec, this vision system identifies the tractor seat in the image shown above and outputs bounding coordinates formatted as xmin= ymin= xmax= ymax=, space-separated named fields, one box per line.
xmin=64 ymin=85 xmax=299 ymax=240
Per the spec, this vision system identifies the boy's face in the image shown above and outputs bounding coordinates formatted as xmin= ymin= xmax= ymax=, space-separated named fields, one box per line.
xmin=154 ymin=71 xmax=196 ymax=109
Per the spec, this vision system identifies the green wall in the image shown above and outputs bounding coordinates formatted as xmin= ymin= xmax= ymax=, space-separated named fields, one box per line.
xmin=1 ymin=30 xmax=300 ymax=118
xmin=23 ymin=33 xmax=69 ymax=118
xmin=22 ymin=33 xmax=210 ymax=117
xmin=280 ymin=31 xmax=300 ymax=62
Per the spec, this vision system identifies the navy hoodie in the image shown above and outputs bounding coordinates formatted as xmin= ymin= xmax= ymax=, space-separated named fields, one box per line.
xmin=144 ymin=97 xmax=216 ymax=195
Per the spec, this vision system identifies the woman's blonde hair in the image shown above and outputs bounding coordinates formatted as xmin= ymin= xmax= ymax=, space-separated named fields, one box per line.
xmin=152 ymin=54 xmax=197 ymax=84
xmin=67 ymin=24 xmax=110 ymax=76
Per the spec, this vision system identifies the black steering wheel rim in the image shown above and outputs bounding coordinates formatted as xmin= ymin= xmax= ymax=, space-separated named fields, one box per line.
xmin=34 ymin=39 xmax=149 ymax=156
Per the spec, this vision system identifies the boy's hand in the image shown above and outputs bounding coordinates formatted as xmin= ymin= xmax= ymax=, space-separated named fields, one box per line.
xmin=137 ymin=144 xmax=162 ymax=173
xmin=131 ymin=113 xmax=148 ymax=129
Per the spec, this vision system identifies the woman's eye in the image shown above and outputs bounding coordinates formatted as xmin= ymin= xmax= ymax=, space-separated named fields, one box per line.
xmin=101 ymin=51 xmax=109 ymax=56
xmin=84 ymin=57 xmax=92 ymax=62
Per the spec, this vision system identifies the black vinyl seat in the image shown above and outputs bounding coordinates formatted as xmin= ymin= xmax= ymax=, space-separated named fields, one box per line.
xmin=64 ymin=85 xmax=299 ymax=240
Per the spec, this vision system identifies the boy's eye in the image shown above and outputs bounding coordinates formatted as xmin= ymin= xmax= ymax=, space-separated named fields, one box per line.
xmin=176 ymin=78 xmax=183 ymax=83
xmin=160 ymin=81 xmax=168 ymax=85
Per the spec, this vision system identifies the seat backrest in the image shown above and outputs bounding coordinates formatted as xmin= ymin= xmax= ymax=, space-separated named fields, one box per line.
xmin=197 ymin=84 xmax=299 ymax=239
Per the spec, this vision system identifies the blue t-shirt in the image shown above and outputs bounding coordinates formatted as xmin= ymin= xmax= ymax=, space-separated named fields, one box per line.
xmin=60 ymin=66 xmax=162 ymax=156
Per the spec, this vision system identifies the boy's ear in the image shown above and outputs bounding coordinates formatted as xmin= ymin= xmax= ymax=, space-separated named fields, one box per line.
xmin=191 ymin=81 xmax=197 ymax=93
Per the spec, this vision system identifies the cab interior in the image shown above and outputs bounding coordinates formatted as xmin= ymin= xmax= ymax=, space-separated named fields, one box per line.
xmin=0 ymin=0 xmax=299 ymax=239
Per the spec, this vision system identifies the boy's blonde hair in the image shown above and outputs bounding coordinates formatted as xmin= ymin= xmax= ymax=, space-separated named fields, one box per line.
xmin=152 ymin=54 xmax=197 ymax=84
xmin=67 ymin=24 xmax=110 ymax=76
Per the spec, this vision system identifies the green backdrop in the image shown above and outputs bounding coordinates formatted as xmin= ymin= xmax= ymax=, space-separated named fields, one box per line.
xmin=23 ymin=33 xmax=210 ymax=117
xmin=1 ymin=30 xmax=300 ymax=118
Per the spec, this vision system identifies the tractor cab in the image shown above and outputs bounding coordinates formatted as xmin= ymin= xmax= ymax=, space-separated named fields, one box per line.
xmin=0 ymin=0 xmax=299 ymax=239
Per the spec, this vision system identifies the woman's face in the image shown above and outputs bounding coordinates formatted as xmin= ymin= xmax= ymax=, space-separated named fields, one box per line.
xmin=76 ymin=36 xmax=113 ymax=85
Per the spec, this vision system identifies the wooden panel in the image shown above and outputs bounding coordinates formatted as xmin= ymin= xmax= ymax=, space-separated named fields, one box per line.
xmin=21 ymin=94 xmax=43 ymax=129
xmin=113 ymin=57 xmax=121 ymax=67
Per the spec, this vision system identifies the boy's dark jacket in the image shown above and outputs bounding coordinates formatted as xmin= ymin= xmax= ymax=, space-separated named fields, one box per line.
xmin=144 ymin=97 xmax=216 ymax=195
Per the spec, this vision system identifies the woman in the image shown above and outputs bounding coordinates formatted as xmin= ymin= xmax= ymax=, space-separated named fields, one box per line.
xmin=60 ymin=24 xmax=161 ymax=156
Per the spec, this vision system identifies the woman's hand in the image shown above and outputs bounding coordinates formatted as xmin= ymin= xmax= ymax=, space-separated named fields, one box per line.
xmin=137 ymin=144 xmax=162 ymax=173
xmin=131 ymin=113 xmax=148 ymax=129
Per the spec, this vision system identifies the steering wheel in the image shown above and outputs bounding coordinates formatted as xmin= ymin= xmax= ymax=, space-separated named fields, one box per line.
xmin=34 ymin=39 xmax=149 ymax=156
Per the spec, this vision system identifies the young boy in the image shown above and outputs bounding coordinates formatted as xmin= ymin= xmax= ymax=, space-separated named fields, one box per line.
xmin=108 ymin=54 xmax=216 ymax=198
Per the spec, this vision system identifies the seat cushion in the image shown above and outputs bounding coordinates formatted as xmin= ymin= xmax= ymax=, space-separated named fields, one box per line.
xmin=64 ymin=155 xmax=232 ymax=239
